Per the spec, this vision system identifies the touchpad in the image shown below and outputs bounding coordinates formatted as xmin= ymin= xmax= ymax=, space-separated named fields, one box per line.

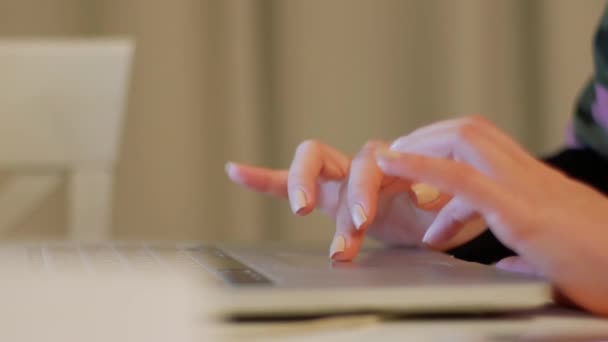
xmin=220 ymin=244 xmax=531 ymax=288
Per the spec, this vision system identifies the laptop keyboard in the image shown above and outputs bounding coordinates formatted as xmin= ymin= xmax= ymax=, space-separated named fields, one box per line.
xmin=0 ymin=242 xmax=272 ymax=285
xmin=188 ymin=245 xmax=272 ymax=285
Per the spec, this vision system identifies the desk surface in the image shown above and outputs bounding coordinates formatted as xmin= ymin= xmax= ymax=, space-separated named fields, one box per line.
xmin=215 ymin=306 xmax=608 ymax=341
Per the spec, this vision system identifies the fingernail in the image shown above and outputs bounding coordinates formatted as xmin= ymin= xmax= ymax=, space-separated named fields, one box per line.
xmin=375 ymin=148 xmax=401 ymax=160
xmin=411 ymin=183 xmax=440 ymax=205
xmin=291 ymin=188 xmax=308 ymax=214
xmin=351 ymin=204 xmax=367 ymax=230
xmin=329 ymin=235 xmax=346 ymax=259
xmin=422 ymin=228 xmax=438 ymax=246
xmin=224 ymin=162 xmax=234 ymax=175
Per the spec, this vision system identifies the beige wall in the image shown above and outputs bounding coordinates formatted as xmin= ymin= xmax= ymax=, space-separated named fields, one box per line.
xmin=0 ymin=0 xmax=605 ymax=242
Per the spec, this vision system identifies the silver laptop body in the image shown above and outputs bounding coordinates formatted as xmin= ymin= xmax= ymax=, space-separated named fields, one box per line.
xmin=0 ymin=241 xmax=550 ymax=317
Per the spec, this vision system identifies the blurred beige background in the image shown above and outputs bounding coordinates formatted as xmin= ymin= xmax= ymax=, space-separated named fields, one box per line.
xmin=0 ymin=0 xmax=604 ymax=243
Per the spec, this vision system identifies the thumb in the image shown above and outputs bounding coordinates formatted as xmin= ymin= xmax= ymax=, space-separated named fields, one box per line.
xmin=495 ymin=256 xmax=541 ymax=277
xmin=409 ymin=182 xmax=451 ymax=211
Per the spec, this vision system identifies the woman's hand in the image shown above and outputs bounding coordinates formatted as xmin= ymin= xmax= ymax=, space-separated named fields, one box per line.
xmin=376 ymin=116 xmax=608 ymax=315
xmin=225 ymin=139 xmax=482 ymax=260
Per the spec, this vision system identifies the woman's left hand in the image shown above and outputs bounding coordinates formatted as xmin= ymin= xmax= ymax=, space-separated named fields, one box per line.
xmin=376 ymin=116 xmax=608 ymax=316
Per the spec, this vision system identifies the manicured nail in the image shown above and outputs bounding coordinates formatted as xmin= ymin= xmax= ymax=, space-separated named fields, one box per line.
xmin=329 ymin=235 xmax=346 ymax=259
xmin=291 ymin=188 xmax=308 ymax=214
xmin=411 ymin=183 xmax=440 ymax=205
xmin=422 ymin=228 xmax=439 ymax=246
xmin=224 ymin=162 xmax=234 ymax=175
xmin=375 ymin=148 xmax=401 ymax=160
xmin=351 ymin=204 xmax=367 ymax=230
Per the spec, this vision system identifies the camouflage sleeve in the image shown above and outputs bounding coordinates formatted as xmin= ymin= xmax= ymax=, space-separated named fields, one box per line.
xmin=571 ymin=6 xmax=608 ymax=157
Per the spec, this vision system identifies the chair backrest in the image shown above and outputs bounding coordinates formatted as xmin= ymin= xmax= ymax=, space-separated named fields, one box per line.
xmin=0 ymin=38 xmax=134 ymax=239
xmin=0 ymin=38 xmax=133 ymax=167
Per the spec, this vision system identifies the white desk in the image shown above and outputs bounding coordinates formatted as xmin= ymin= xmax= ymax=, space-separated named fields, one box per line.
xmin=2 ymin=267 xmax=607 ymax=341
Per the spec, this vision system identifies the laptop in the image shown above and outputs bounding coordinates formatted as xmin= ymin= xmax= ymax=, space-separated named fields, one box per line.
xmin=0 ymin=241 xmax=551 ymax=318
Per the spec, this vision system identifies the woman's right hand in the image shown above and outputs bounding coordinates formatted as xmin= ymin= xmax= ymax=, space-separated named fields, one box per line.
xmin=225 ymin=139 xmax=483 ymax=260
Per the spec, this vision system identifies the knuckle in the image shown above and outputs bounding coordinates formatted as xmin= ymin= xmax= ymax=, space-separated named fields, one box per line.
xmin=403 ymin=154 xmax=428 ymax=174
xmin=467 ymin=114 xmax=490 ymax=126
xmin=353 ymin=139 xmax=385 ymax=160
xmin=456 ymin=120 xmax=482 ymax=145
xmin=355 ymin=139 xmax=386 ymax=159
xmin=442 ymin=163 xmax=477 ymax=191
xmin=465 ymin=115 xmax=494 ymax=130
xmin=452 ymin=164 xmax=471 ymax=179
xmin=362 ymin=139 xmax=386 ymax=151
xmin=465 ymin=115 xmax=498 ymax=135
xmin=296 ymin=138 xmax=321 ymax=154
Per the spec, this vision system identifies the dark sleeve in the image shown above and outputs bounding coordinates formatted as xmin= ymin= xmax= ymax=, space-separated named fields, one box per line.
xmin=447 ymin=148 xmax=608 ymax=264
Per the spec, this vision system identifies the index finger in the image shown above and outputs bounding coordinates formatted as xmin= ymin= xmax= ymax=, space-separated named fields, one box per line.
xmin=225 ymin=162 xmax=288 ymax=197
xmin=347 ymin=140 xmax=387 ymax=230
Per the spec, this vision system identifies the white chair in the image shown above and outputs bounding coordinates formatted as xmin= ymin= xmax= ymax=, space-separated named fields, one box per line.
xmin=0 ymin=38 xmax=134 ymax=239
